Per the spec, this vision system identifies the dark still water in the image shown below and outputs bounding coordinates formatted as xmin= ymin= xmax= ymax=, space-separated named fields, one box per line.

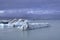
xmin=0 ymin=20 xmax=60 ymax=40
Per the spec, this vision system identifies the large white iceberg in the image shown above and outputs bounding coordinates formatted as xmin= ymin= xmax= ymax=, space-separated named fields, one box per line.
xmin=0 ymin=19 xmax=49 ymax=30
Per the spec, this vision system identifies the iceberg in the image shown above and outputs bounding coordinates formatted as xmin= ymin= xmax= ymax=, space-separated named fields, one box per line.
xmin=0 ymin=19 xmax=49 ymax=30
xmin=0 ymin=24 xmax=4 ymax=29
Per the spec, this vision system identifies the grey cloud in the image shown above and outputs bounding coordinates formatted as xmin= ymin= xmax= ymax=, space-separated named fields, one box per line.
xmin=0 ymin=0 xmax=60 ymax=10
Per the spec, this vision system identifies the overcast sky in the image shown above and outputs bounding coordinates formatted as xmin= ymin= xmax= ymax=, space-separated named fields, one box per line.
xmin=0 ymin=0 xmax=60 ymax=19
xmin=0 ymin=0 xmax=60 ymax=10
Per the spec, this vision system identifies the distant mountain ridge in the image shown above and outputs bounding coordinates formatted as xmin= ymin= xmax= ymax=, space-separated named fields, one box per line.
xmin=0 ymin=9 xmax=60 ymax=20
xmin=0 ymin=13 xmax=60 ymax=20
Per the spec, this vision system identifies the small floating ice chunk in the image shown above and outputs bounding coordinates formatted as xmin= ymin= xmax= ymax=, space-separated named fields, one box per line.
xmin=0 ymin=24 xmax=4 ymax=29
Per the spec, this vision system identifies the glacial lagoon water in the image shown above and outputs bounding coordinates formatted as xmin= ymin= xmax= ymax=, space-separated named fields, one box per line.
xmin=0 ymin=20 xmax=60 ymax=40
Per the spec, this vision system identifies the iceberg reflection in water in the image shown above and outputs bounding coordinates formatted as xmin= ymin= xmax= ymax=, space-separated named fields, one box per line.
xmin=0 ymin=19 xmax=49 ymax=30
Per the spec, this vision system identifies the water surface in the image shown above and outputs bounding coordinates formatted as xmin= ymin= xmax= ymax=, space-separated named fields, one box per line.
xmin=0 ymin=20 xmax=60 ymax=40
